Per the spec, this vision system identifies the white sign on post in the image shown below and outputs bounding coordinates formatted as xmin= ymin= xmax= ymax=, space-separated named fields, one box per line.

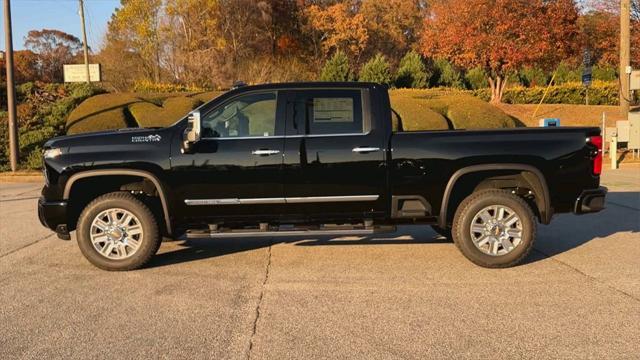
xmin=63 ymin=64 xmax=101 ymax=82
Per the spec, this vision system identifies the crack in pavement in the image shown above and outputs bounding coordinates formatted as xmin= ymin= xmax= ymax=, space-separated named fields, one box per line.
xmin=0 ymin=233 xmax=56 ymax=258
xmin=247 ymin=239 xmax=273 ymax=360
xmin=532 ymin=248 xmax=640 ymax=304
xmin=0 ymin=196 xmax=40 ymax=203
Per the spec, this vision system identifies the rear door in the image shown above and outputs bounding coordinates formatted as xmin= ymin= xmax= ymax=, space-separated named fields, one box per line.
xmin=281 ymin=88 xmax=387 ymax=221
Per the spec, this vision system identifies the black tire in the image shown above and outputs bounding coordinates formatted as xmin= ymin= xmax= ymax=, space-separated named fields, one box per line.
xmin=452 ymin=189 xmax=536 ymax=268
xmin=76 ymin=192 xmax=160 ymax=271
xmin=430 ymin=225 xmax=452 ymax=241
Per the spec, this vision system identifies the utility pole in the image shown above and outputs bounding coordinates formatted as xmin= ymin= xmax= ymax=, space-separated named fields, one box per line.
xmin=78 ymin=0 xmax=91 ymax=84
xmin=3 ymin=0 xmax=19 ymax=171
xmin=620 ymin=0 xmax=631 ymax=117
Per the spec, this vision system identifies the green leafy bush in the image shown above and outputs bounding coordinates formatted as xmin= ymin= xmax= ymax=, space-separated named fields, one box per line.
xmin=520 ymin=67 xmax=548 ymax=87
xmin=132 ymin=80 xmax=209 ymax=93
xmin=464 ymin=67 xmax=489 ymax=90
xmin=472 ymin=80 xmax=618 ymax=105
xmin=0 ymin=82 xmax=104 ymax=170
xmin=554 ymin=62 xmax=582 ymax=84
xmin=430 ymin=58 xmax=464 ymax=89
xmin=395 ymin=51 xmax=429 ymax=89
xmin=320 ymin=51 xmax=354 ymax=82
xmin=359 ymin=54 xmax=392 ymax=85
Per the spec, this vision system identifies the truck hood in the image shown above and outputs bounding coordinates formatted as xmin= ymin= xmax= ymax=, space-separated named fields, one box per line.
xmin=44 ymin=127 xmax=170 ymax=149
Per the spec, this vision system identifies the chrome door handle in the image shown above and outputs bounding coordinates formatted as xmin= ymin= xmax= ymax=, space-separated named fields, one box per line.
xmin=352 ymin=147 xmax=381 ymax=153
xmin=251 ymin=149 xmax=280 ymax=156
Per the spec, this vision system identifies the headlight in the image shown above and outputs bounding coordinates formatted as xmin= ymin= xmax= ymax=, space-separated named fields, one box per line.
xmin=43 ymin=148 xmax=63 ymax=159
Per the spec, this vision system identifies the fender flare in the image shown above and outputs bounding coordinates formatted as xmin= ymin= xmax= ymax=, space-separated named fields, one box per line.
xmin=63 ymin=169 xmax=172 ymax=235
xmin=438 ymin=163 xmax=551 ymax=228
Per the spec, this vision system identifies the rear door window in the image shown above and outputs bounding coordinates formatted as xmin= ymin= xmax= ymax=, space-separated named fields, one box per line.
xmin=291 ymin=90 xmax=364 ymax=135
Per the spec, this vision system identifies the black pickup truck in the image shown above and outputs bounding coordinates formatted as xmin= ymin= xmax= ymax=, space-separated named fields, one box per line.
xmin=39 ymin=82 xmax=606 ymax=270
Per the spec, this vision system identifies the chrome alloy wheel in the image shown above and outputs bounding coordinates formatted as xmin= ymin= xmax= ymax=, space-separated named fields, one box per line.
xmin=90 ymin=208 xmax=143 ymax=260
xmin=469 ymin=205 xmax=523 ymax=256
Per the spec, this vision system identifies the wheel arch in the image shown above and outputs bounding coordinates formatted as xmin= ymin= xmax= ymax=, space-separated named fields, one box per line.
xmin=438 ymin=164 xmax=551 ymax=228
xmin=63 ymin=169 xmax=172 ymax=235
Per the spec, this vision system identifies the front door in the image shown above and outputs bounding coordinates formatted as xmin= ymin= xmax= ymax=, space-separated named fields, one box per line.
xmin=170 ymin=90 xmax=286 ymax=223
xmin=281 ymin=88 xmax=387 ymax=221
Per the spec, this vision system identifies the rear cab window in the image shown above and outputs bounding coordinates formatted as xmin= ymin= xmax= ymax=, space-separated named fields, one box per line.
xmin=289 ymin=89 xmax=367 ymax=136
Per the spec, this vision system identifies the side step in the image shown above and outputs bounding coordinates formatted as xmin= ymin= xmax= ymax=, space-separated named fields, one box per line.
xmin=185 ymin=224 xmax=396 ymax=239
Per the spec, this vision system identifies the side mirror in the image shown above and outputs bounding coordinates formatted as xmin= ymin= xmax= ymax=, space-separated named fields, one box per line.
xmin=182 ymin=111 xmax=201 ymax=153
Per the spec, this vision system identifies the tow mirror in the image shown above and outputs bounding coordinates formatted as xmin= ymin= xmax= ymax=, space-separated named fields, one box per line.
xmin=182 ymin=111 xmax=201 ymax=153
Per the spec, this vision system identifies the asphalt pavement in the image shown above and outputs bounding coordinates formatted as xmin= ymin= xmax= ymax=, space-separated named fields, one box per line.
xmin=1 ymin=167 xmax=638 ymax=359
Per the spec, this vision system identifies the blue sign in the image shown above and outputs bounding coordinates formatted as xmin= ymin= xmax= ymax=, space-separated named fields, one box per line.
xmin=540 ymin=118 xmax=561 ymax=127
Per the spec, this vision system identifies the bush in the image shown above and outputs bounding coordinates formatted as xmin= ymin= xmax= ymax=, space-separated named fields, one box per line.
xmin=520 ymin=67 xmax=548 ymax=87
xmin=133 ymin=80 xmax=208 ymax=93
xmin=320 ymin=51 xmax=354 ymax=82
xmin=554 ymin=62 xmax=581 ymax=84
xmin=359 ymin=54 xmax=392 ymax=85
xmin=430 ymin=58 xmax=464 ymax=88
xmin=130 ymin=96 xmax=203 ymax=128
xmin=593 ymin=65 xmax=617 ymax=81
xmin=395 ymin=51 xmax=429 ymax=89
xmin=390 ymin=89 xmax=520 ymax=130
xmin=464 ymin=67 xmax=489 ymax=90
xmin=66 ymin=93 xmax=141 ymax=134
xmin=472 ymin=80 xmax=618 ymax=105
xmin=0 ymin=82 xmax=105 ymax=170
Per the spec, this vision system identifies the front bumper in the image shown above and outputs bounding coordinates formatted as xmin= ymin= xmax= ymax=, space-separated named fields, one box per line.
xmin=574 ymin=187 xmax=607 ymax=214
xmin=38 ymin=197 xmax=70 ymax=240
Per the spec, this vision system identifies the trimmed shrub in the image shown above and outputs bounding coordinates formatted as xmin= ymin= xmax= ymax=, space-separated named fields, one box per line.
xmin=191 ymin=91 xmax=224 ymax=104
xmin=130 ymin=96 xmax=203 ymax=128
xmin=320 ymin=51 xmax=354 ymax=82
xmin=472 ymin=80 xmax=618 ymax=105
xmin=395 ymin=51 xmax=429 ymax=89
xmin=389 ymin=93 xmax=450 ymax=130
xmin=359 ymin=54 xmax=392 ymax=85
xmin=389 ymin=89 xmax=519 ymax=130
xmin=66 ymin=93 xmax=141 ymax=134
xmin=430 ymin=58 xmax=464 ymax=89
xmin=465 ymin=67 xmax=489 ymax=90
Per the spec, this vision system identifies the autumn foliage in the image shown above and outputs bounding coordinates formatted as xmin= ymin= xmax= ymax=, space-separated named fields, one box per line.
xmin=420 ymin=0 xmax=580 ymax=103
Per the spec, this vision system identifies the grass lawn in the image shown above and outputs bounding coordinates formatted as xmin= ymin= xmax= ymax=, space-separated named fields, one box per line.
xmin=496 ymin=103 xmax=638 ymax=128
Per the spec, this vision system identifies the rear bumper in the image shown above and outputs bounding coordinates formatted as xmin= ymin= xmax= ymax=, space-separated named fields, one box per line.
xmin=38 ymin=197 xmax=70 ymax=240
xmin=574 ymin=187 xmax=607 ymax=214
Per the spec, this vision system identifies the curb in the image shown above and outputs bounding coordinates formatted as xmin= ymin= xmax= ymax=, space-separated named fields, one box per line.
xmin=0 ymin=173 xmax=44 ymax=183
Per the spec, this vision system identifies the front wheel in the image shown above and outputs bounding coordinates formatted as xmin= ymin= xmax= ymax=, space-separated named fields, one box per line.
xmin=452 ymin=189 xmax=536 ymax=268
xmin=76 ymin=192 xmax=161 ymax=271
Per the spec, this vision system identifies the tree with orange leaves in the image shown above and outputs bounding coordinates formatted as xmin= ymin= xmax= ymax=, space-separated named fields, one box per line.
xmin=305 ymin=3 xmax=369 ymax=65
xmin=420 ymin=0 xmax=580 ymax=103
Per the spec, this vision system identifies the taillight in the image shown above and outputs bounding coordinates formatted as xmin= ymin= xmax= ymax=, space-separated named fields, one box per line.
xmin=588 ymin=136 xmax=602 ymax=175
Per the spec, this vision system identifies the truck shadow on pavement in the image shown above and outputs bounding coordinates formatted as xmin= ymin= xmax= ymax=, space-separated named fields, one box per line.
xmin=147 ymin=192 xmax=639 ymax=269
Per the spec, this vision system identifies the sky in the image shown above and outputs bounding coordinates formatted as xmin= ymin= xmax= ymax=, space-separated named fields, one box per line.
xmin=2 ymin=0 xmax=121 ymax=51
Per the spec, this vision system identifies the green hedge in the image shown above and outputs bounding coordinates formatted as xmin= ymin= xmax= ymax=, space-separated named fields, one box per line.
xmin=390 ymin=89 xmax=521 ymax=130
xmin=0 ymin=82 xmax=104 ymax=171
xmin=473 ymin=81 xmax=618 ymax=105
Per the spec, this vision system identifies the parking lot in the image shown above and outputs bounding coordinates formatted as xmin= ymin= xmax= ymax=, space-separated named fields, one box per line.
xmin=1 ymin=167 xmax=638 ymax=359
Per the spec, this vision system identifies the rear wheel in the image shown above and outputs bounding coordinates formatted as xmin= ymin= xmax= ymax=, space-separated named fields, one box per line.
xmin=76 ymin=192 xmax=160 ymax=271
xmin=452 ymin=189 xmax=536 ymax=268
